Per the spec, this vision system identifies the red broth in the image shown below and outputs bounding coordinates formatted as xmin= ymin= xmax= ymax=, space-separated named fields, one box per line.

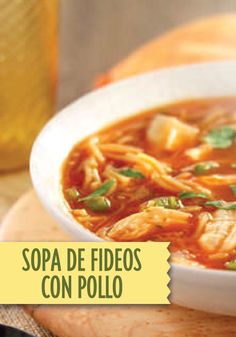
xmin=62 ymin=97 xmax=236 ymax=270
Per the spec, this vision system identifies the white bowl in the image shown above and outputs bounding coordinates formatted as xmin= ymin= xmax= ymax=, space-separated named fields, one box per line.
xmin=30 ymin=61 xmax=236 ymax=316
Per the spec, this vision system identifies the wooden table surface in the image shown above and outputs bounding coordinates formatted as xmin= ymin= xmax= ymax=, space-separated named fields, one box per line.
xmin=0 ymin=171 xmax=31 ymax=223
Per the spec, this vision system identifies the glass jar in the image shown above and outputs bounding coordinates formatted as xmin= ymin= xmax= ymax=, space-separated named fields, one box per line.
xmin=0 ymin=0 xmax=58 ymax=171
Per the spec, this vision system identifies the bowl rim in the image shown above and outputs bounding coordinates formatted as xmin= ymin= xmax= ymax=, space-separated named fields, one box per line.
xmin=30 ymin=60 xmax=236 ymax=277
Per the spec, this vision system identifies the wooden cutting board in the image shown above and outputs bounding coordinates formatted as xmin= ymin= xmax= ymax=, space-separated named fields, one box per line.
xmin=1 ymin=190 xmax=236 ymax=337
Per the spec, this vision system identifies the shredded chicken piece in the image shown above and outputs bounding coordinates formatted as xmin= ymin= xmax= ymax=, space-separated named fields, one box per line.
xmin=199 ymin=110 xmax=226 ymax=130
xmin=185 ymin=143 xmax=212 ymax=161
xmin=172 ymin=251 xmax=205 ymax=268
xmin=108 ymin=207 xmax=192 ymax=241
xmin=81 ymin=157 xmax=101 ymax=189
xmin=195 ymin=212 xmax=212 ymax=237
xmin=200 ymin=109 xmax=236 ymax=131
xmin=96 ymin=227 xmax=113 ymax=241
xmin=208 ymin=252 xmax=230 ymax=261
xmin=147 ymin=114 xmax=199 ymax=152
xmin=198 ymin=210 xmax=236 ymax=253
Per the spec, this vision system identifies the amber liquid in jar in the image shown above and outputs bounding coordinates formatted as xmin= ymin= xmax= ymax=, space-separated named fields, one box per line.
xmin=0 ymin=0 xmax=57 ymax=171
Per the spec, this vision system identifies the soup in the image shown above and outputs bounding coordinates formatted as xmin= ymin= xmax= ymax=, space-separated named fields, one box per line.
xmin=62 ymin=97 xmax=236 ymax=270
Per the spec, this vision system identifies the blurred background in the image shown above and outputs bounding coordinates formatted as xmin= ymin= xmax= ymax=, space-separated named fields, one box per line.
xmin=59 ymin=0 xmax=236 ymax=107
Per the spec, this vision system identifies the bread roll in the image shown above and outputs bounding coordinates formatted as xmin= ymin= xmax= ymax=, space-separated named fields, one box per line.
xmin=95 ymin=15 xmax=236 ymax=87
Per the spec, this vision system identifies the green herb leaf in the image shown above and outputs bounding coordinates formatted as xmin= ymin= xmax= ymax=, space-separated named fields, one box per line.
xmin=79 ymin=179 xmax=115 ymax=201
xmin=231 ymin=163 xmax=236 ymax=169
xmin=230 ymin=185 xmax=236 ymax=195
xmin=66 ymin=187 xmax=80 ymax=200
xmin=205 ymin=200 xmax=236 ymax=210
xmin=119 ymin=168 xmax=145 ymax=179
xmin=85 ymin=196 xmax=111 ymax=212
xmin=203 ymin=126 xmax=236 ymax=149
xmin=225 ymin=259 xmax=236 ymax=271
xmin=145 ymin=196 xmax=182 ymax=210
xmin=194 ymin=161 xmax=219 ymax=175
xmin=179 ymin=191 xmax=209 ymax=200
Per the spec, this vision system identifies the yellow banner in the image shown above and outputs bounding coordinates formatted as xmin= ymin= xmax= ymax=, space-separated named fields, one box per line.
xmin=0 ymin=242 xmax=170 ymax=304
